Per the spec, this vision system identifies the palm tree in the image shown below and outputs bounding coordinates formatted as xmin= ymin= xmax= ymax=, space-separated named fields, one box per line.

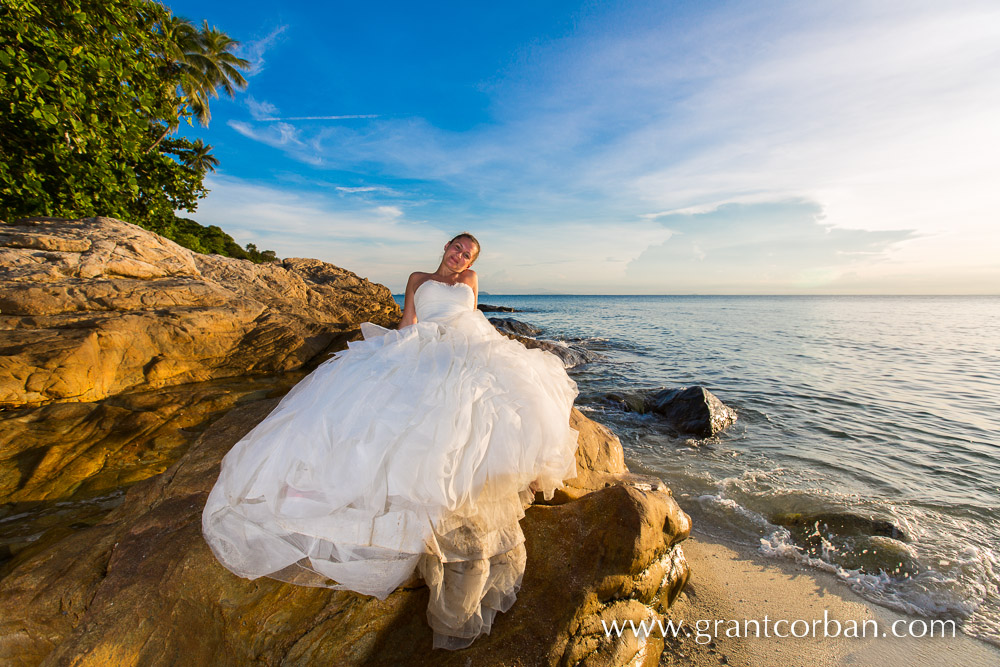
xmin=149 ymin=14 xmax=250 ymax=150
xmin=180 ymin=139 xmax=219 ymax=172
xmin=184 ymin=20 xmax=250 ymax=126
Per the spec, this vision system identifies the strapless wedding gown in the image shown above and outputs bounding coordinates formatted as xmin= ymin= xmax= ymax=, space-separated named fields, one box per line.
xmin=202 ymin=279 xmax=579 ymax=649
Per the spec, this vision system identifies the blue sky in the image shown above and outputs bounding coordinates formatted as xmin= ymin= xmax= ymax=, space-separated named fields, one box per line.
xmin=166 ymin=0 xmax=1000 ymax=294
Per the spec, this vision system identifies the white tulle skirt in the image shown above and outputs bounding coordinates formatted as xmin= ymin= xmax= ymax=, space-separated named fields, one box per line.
xmin=202 ymin=312 xmax=579 ymax=648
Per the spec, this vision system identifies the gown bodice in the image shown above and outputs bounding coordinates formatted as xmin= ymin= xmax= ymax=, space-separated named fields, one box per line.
xmin=414 ymin=279 xmax=475 ymax=322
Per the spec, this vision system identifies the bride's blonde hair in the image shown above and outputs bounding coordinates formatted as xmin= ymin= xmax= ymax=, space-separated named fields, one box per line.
xmin=448 ymin=232 xmax=481 ymax=263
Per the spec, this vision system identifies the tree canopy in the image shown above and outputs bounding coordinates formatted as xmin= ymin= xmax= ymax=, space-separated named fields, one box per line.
xmin=0 ymin=0 xmax=274 ymax=261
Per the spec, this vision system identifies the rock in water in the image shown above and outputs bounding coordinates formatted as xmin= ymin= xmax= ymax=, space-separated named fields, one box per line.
xmin=646 ymin=386 xmax=737 ymax=437
xmin=770 ymin=511 xmax=909 ymax=542
xmin=491 ymin=322 xmax=597 ymax=369
xmin=477 ymin=303 xmax=516 ymax=312
xmin=604 ymin=391 xmax=648 ymax=414
xmin=488 ymin=317 xmax=542 ymax=337
xmin=0 ymin=217 xmax=400 ymax=408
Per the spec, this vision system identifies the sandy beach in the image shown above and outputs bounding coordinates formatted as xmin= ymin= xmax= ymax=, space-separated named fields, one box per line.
xmin=659 ymin=531 xmax=1000 ymax=667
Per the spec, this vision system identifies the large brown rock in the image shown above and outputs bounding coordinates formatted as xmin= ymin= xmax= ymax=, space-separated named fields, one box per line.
xmin=0 ymin=218 xmax=692 ymax=665
xmin=0 ymin=373 xmax=307 ymax=577
xmin=0 ymin=217 xmax=400 ymax=407
xmin=0 ymin=404 xmax=690 ymax=667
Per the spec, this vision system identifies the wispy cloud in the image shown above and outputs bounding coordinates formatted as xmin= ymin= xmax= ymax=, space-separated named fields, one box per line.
xmin=228 ymin=120 xmax=301 ymax=148
xmin=627 ymin=200 xmax=920 ymax=293
xmin=236 ymin=24 xmax=288 ymax=76
xmin=193 ymin=174 xmax=675 ymax=293
xmin=336 ymin=186 xmax=395 ymax=195
xmin=245 ymin=96 xmax=279 ymax=121
xmin=257 ymin=115 xmax=380 ymax=121
xmin=227 ymin=120 xmax=326 ymax=166
xmin=193 ymin=175 xmax=440 ymax=284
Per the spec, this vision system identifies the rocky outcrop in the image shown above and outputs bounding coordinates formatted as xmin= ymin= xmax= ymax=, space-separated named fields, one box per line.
xmin=497 ymin=328 xmax=598 ymax=369
xmin=0 ymin=403 xmax=690 ymax=667
xmin=489 ymin=316 xmax=597 ymax=368
xmin=0 ymin=218 xmax=691 ymax=665
xmin=608 ymin=386 xmax=737 ymax=437
xmin=489 ymin=317 xmax=541 ymax=337
xmin=0 ymin=373 xmax=307 ymax=578
xmin=0 ymin=217 xmax=400 ymax=408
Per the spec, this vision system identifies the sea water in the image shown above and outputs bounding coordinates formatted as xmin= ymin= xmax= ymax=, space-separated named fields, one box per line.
xmin=468 ymin=294 xmax=1000 ymax=647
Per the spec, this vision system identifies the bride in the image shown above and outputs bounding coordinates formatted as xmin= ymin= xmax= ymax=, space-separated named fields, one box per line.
xmin=201 ymin=233 xmax=580 ymax=649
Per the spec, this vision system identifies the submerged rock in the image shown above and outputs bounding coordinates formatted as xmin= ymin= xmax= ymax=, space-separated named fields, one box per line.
xmin=769 ymin=511 xmax=917 ymax=577
xmin=770 ymin=511 xmax=909 ymax=542
xmin=0 ymin=217 xmax=399 ymax=408
xmin=0 ymin=404 xmax=690 ymax=667
xmin=604 ymin=392 xmax=648 ymax=415
xmin=608 ymin=386 xmax=736 ymax=437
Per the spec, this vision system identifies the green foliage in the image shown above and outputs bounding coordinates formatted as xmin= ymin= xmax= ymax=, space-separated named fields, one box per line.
xmin=159 ymin=217 xmax=279 ymax=263
xmin=0 ymin=0 xmax=273 ymax=261
xmin=0 ymin=0 xmax=204 ymax=226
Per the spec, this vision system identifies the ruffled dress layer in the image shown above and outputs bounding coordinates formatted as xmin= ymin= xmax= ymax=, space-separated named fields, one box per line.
xmin=201 ymin=279 xmax=579 ymax=648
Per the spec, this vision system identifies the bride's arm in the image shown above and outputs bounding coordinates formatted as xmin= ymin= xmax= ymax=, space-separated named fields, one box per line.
xmin=398 ymin=272 xmax=421 ymax=328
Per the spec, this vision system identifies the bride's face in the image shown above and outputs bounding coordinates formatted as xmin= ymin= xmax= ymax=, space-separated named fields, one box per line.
xmin=443 ymin=238 xmax=477 ymax=272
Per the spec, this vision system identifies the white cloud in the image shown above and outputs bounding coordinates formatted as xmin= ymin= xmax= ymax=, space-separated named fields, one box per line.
xmin=190 ymin=175 xmax=676 ymax=293
xmin=228 ymin=120 xmax=301 ymax=147
xmin=236 ymin=24 xmax=288 ymax=76
xmin=192 ymin=175 xmax=449 ymax=287
xmin=245 ymin=96 xmax=279 ymax=121
xmin=336 ymin=186 xmax=393 ymax=194
xmin=373 ymin=205 xmax=403 ymax=219
xmin=255 ymin=115 xmax=379 ymax=121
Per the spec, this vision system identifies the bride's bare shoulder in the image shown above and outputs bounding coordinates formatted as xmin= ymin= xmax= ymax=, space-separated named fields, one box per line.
xmin=459 ymin=269 xmax=478 ymax=287
xmin=406 ymin=271 xmax=430 ymax=293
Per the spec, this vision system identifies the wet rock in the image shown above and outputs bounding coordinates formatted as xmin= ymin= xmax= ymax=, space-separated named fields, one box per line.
xmin=646 ymin=387 xmax=737 ymax=437
xmin=0 ymin=405 xmax=690 ymax=667
xmin=769 ymin=511 xmax=916 ymax=577
xmin=770 ymin=511 xmax=909 ymax=542
xmin=477 ymin=303 xmax=516 ymax=312
xmin=488 ymin=317 xmax=542 ymax=337
xmin=604 ymin=392 xmax=648 ymax=414
xmin=497 ymin=330 xmax=596 ymax=369
xmin=0 ymin=216 xmax=399 ymax=408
